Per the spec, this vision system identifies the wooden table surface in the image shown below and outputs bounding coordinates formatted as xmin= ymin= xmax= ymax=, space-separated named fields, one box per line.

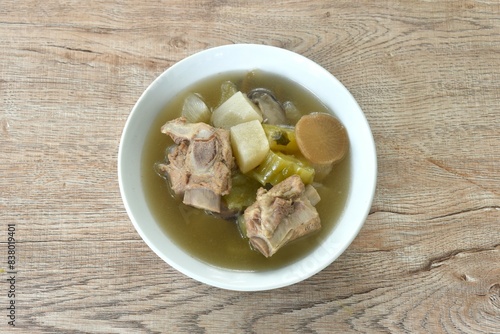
xmin=1 ymin=0 xmax=499 ymax=333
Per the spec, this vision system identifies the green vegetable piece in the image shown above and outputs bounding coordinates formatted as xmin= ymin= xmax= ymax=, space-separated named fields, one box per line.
xmin=217 ymin=80 xmax=239 ymax=108
xmin=237 ymin=215 xmax=248 ymax=239
xmin=250 ymin=151 xmax=315 ymax=186
xmin=272 ymin=131 xmax=290 ymax=146
xmin=262 ymin=124 xmax=299 ymax=154
xmin=223 ymin=172 xmax=262 ymax=212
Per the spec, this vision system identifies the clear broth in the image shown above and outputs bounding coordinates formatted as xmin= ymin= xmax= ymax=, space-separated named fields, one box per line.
xmin=142 ymin=71 xmax=351 ymax=271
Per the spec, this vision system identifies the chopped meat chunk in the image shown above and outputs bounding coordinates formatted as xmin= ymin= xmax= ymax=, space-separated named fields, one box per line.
xmin=157 ymin=117 xmax=233 ymax=213
xmin=243 ymin=175 xmax=321 ymax=257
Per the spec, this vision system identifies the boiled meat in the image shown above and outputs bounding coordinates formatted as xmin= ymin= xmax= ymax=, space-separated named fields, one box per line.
xmin=243 ymin=175 xmax=321 ymax=257
xmin=157 ymin=117 xmax=233 ymax=213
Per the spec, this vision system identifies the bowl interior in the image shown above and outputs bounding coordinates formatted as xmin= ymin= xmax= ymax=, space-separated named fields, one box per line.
xmin=118 ymin=44 xmax=377 ymax=291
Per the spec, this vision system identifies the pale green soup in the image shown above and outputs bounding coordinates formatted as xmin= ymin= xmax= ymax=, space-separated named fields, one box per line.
xmin=142 ymin=70 xmax=350 ymax=271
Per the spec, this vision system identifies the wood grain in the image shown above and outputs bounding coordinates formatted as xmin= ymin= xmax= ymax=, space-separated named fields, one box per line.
xmin=1 ymin=0 xmax=499 ymax=333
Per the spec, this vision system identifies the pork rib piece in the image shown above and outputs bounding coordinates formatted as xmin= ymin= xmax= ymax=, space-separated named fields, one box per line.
xmin=157 ymin=117 xmax=233 ymax=213
xmin=243 ymin=174 xmax=321 ymax=257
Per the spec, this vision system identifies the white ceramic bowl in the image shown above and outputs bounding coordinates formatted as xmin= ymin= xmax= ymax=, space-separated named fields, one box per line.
xmin=118 ymin=44 xmax=377 ymax=291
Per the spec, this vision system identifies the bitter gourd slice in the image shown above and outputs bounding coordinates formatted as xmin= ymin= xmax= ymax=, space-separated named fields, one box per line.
xmin=262 ymin=124 xmax=299 ymax=154
xmin=217 ymin=80 xmax=238 ymax=107
xmin=250 ymin=151 xmax=315 ymax=186
xmin=223 ymin=172 xmax=262 ymax=212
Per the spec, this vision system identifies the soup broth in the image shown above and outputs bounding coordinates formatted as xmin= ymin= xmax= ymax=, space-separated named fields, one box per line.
xmin=142 ymin=71 xmax=351 ymax=271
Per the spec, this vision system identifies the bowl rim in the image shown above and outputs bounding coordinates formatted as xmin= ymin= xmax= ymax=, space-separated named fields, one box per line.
xmin=118 ymin=44 xmax=377 ymax=291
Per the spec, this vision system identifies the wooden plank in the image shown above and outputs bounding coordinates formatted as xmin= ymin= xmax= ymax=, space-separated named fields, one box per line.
xmin=0 ymin=0 xmax=499 ymax=332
